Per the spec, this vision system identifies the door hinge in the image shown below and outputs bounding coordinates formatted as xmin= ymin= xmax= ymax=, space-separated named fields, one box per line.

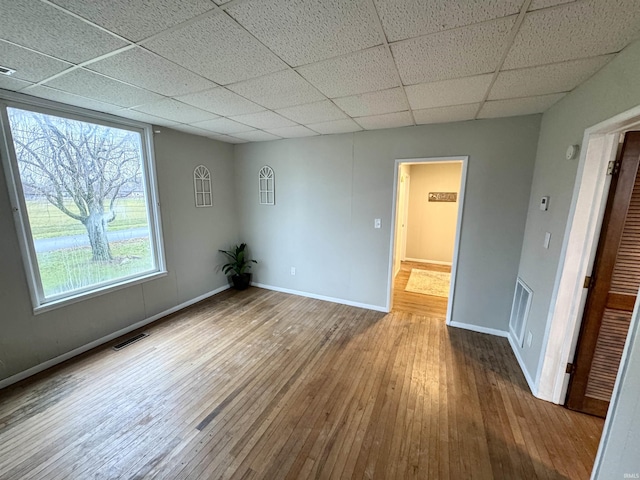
xmin=607 ymin=160 xmax=620 ymax=175
xmin=583 ymin=275 xmax=593 ymax=288
xmin=566 ymin=363 xmax=575 ymax=374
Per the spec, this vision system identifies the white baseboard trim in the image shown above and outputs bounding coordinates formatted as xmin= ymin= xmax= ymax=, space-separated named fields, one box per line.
xmin=507 ymin=333 xmax=538 ymax=396
xmin=0 ymin=284 xmax=230 ymax=390
xmin=252 ymin=282 xmax=388 ymax=313
xmin=448 ymin=320 xmax=508 ymax=338
xmin=405 ymin=257 xmax=453 ymax=266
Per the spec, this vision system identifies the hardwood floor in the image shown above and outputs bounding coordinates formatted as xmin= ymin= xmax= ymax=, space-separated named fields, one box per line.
xmin=392 ymin=261 xmax=451 ymax=316
xmin=0 ymin=287 xmax=603 ymax=479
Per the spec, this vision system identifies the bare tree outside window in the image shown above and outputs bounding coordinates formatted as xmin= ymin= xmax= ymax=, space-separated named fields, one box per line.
xmin=6 ymin=107 xmax=158 ymax=298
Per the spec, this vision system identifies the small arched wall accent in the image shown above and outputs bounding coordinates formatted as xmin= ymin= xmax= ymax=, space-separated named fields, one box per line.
xmin=259 ymin=165 xmax=275 ymax=205
xmin=194 ymin=165 xmax=212 ymax=207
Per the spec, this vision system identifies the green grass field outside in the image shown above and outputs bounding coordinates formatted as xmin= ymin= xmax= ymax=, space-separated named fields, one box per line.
xmin=25 ymin=197 xmax=149 ymax=240
xmin=37 ymin=238 xmax=153 ymax=297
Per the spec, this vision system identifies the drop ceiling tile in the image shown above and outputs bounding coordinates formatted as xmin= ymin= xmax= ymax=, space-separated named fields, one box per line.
xmin=478 ymin=93 xmax=566 ymax=118
xmin=0 ymin=0 xmax=127 ymax=64
xmin=87 ymin=47 xmax=216 ymax=97
xmin=504 ymin=0 xmax=640 ymax=69
xmin=490 ymin=55 xmax=613 ymax=100
xmin=298 ymin=47 xmax=399 ymax=98
xmin=227 ymin=70 xmax=325 ymax=110
xmin=232 ymin=130 xmax=281 ymax=142
xmin=44 ymin=69 xmax=163 ymax=108
xmin=170 ymin=124 xmax=213 ymax=137
xmin=307 ymin=118 xmax=362 ymax=135
xmin=143 ymin=13 xmax=287 ymax=85
xmin=230 ymin=111 xmax=297 ymax=129
xmin=26 ymin=85 xmax=122 ymax=113
xmin=392 ymin=17 xmax=516 ymax=84
xmin=265 ymin=125 xmax=318 ymax=138
xmin=49 ymin=0 xmax=216 ymax=42
xmin=207 ymin=134 xmax=248 ymax=144
xmin=226 ymin=0 xmax=380 ymax=66
xmin=413 ymin=103 xmax=479 ymax=125
xmin=405 ymin=74 xmax=493 ymax=110
xmin=354 ymin=111 xmax=413 ymax=130
xmin=333 ymin=88 xmax=407 ymax=117
xmin=176 ymin=88 xmax=264 ymax=116
xmin=0 ymin=76 xmax=33 ymax=92
xmin=529 ymin=0 xmax=576 ymax=11
xmin=191 ymin=118 xmax=255 ymax=135
xmin=275 ymin=100 xmax=346 ymax=124
xmin=0 ymin=41 xmax=73 ymax=83
xmin=134 ymin=99 xmax=218 ymax=123
xmin=114 ymin=109 xmax=180 ymax=127
xmin=374 ymin=0 xmax=523 ymax=42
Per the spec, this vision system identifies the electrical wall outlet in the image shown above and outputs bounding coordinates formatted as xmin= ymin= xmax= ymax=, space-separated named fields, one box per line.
xmin=374 ymin=218 xmax=381 ymax=229
xmin=290 ymin=267 xmax=296 ymax=276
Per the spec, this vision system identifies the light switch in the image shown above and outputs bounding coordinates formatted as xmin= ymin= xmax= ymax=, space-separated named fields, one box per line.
xmin=544 ymin=232 xmax=551 ymax=249
xmin=374 ymin=218 xmax=381 ymax=229
xmin=540 ymin=196 xmax=549 ymax=211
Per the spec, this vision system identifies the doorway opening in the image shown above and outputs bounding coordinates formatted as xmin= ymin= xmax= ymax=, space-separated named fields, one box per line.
xmin=387 ymin=156 xmax=468 ymax=324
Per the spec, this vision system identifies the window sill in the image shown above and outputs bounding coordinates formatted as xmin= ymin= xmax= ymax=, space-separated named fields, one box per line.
xmin=33 ymin=270 xmax=168 ymax=315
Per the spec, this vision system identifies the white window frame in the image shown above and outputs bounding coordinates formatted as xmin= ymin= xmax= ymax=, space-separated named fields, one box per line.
xmin=0 ymin=90 xmax=167 ymax=314
xmin=193 ymin=165 xmax=212 ymax=207
xmin=259 ymin=165 xmax=275 ymax=205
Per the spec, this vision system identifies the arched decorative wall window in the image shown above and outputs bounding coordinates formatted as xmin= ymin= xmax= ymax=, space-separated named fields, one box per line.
xmin=259 ymin=166 xmax=275 ymax=205
xmin=194 ymin=165 xmax=212 ymax=207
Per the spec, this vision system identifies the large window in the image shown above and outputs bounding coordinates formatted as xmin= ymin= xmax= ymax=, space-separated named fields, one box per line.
xmin=0 ymin=97 xmax=165 ymax=312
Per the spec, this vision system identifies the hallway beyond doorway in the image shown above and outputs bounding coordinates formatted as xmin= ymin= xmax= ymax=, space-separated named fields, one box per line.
xmin=393 ymin=260 xmax=450 ymax=316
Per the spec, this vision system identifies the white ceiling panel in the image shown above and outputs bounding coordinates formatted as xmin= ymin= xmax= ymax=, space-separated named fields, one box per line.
xmin=0 ymin=76 xmax=33 ymax=92
xmin=169 ymin=124 xmax=214 ymax=136
xmin=354 ymin=111 xmax=413 ymax=130
xmin=298 ymin=47 xmax=399 ymax=98
xmin=392 ymin=17 xmax=516 ymax=84
xmin=226 ymin=0 xmax=381 ymax=67
xmin=276 ymin=100 xmax=346 ymax=124
xmin=113 ymin=109 xmax=179 ymax=127
xmin=231 ymin=111 xmax=297 ymax=129
xmin=529 ymin=0 xmax=575 ymax=10
xmin=134 ymin=99 xmax=218 ymax=123
xmin=143 ymin=13 xmax=287 ymax=85
xmin=26 ymin=85 xmax=122 ymax=113
xmin=191 ymin=118 xmax=255 ymax=134
xmin=207 ymin=133 xmax=248 ymax=144
xmin=375 ymin=0 xmax=523 ymax=42
xmin=0 ymin=0 xmax=127 ymax=64
xmin=405 ymin=74 xmax=493 ymax=110
xmin=232 ymin=130 xmax=281 ymax=142
xmin=504 ymin=0 xmax=640 ymax=69
xmin=227 ymin=70 xmax=325 ymax=110
xmin=0 ymin=41 xmax=72 ymax=83
xmin=49 ymin=0 xmax=216 ymax=42
xmin=333 ymin=87 xmax=407 ymax=117
xmin=265 ymin=125 xmax=318 ymax=138
xmin=44 ymin=69 xmax=163 ymax=108
xmin=478 ymin=93 xmax=566 ymax=118
xmin=176 ymin=88 xmax=264 ymax=116
xmin=307 ymin=118 xmax=362 ymax=134
xmin=87 ymin=47 xmax=216 ymax=97
xmin=413 ymin=103 xmax=479 ymax=125
xmin=490 ymin=55 xmax=613 ymax=100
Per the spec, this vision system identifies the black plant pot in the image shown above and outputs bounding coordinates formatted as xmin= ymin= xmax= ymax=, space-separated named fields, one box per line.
xmin=231 ymin=273 xmax=252 ymax=290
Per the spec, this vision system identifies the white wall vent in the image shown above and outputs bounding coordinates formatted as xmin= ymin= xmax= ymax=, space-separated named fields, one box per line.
xmin=510 ymin=278 xmax=533 ymax=348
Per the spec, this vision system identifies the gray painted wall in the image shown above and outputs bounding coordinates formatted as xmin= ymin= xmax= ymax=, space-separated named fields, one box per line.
xmin=234 ymin=116 xmax=540 ymax=330
xmin=0 ymin=126 xmax=237 ymax=382
xmin=514 ymin=39 xmax=640 ymax=383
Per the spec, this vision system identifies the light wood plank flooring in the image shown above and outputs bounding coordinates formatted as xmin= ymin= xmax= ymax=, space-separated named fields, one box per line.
xmin=392 ymin=261 xmax=451 ymax=316
xmin=0 ymin=287 xmax=603 ymax=479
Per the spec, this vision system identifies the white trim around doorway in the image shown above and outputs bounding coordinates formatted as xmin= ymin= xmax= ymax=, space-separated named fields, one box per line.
xmin=385 ymin=156 xmax=469 ymax=328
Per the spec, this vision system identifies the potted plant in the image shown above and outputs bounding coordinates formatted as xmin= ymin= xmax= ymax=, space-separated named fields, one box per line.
xmin=219 ymin=243 xmax=257 ymax=290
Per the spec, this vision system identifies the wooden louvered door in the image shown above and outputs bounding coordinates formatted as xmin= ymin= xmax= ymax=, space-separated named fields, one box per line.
xmin=566 ymin=131 xmax=640 ymax=417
